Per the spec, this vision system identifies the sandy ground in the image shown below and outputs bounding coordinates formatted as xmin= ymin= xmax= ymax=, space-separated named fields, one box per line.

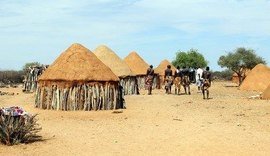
xmin=0 ymin=81 xmax=270 ymax=156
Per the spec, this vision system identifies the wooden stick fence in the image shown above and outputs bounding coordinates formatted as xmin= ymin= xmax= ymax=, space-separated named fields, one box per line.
xmin=23 ymin=66 xmax=47 ymax=92
xmin=120 ymin=76 xmax=138 ymax=95
xmin=35 ymin=82 xmax=124 ymax=111
xmin=136 ymin=74 xmax=160 ymax=90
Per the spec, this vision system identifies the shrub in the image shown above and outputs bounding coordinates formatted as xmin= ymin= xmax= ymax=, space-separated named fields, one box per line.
xmin=212 ymin=69 xmax=233 ymax=81
xmin=0 ymin=70 xmax=24 ymax=84
xmin=0 ymin=111 xmax=42 ymax=145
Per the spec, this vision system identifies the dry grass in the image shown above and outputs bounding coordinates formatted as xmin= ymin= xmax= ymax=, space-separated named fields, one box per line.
xmin=240 ymin=64 xmax=270 ymax=91
xmin=155 ymin=59 xmax=177 ymax=76
xmin=262 ymin=84 xmax=270 ymax=99
xmin=94 ymin=45 xmax=134 ymax=77
xmin=124 ymin=51 xmax=149 ymax=75
xmin=38 ymin=43 xmax=119 ymax=84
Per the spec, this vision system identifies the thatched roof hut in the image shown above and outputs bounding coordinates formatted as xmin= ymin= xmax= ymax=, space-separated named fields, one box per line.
xmin=123 ymin=51 xmax=160 ymax=89
xmin=155 ymin=59 xmax=177 ymax=76
xmin=155 ymin=60 xmax=176 ymax=86
xmin=94 ymin=45 xmax=134 ymax=77
xmin=262 ymin=84 xmax=270 ymax=100
xmin=124 ymin=51 xmax=149 ymax=76
xmin=239 ymin=64 xmax=270 ymax=92
xmin=94 ymin=45 xmax=138 ymax=95
xmin=36 ymin=43 xmax=123 ymax=111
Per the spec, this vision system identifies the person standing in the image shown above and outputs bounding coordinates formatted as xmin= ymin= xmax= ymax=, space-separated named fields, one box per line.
xmin=195 ymin=67 xmax=204 ymax=92
xmin=202 ymin=66 xmax=212 ymax=99
xmin=164 ymin=65 xmax=173 ymax=94
xmin=182 ymin=66 xmax=191 ymax=95
xmin=189 ymin=67 xmax=194 ymax=83
xmin=174 ymin=66 xmax=182 ymax=95
xmin=145 ymin=65 xmax=154 ymax=95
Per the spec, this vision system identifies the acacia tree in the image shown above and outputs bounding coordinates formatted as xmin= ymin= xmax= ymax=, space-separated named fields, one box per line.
xmin=172 ymin=49 xmax=208 ymax=68
xmin=218 ymin=47 xmax=266 ymax=85
xmin=22 ymin=62 xmax=41 ymax=73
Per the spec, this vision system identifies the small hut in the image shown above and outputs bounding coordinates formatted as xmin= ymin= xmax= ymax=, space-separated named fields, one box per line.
xmin=94 ymin=45 xmax=138 ymax=95
xmin=124 ymin=51 xmax=160 ymax=89
xmin=240 ymin=64 xmax=270 ymax=92
xmin=35 ymin=43 xmax=123 ymax=111
xmin=155 ymin=59 xmax=177 ymax=87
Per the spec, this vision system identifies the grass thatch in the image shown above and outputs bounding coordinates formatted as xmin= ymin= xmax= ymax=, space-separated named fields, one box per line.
xmin=124 ymin=51 xmax=149 ymax=75
xmin=39 ymin=43 xmax=119 ymax=83
xmin=94 ymin=45 xmax=135 ymax=77
xmin=155 ymin=59 xmax=177 ymax=76
xmin=240 ymin=64 xmax=270 ymax=92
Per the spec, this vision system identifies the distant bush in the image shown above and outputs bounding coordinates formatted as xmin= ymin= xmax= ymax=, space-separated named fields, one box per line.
xmin=0 ymin=62 xmax=42 ymax=84
xmin=0 ymin=114 xmax=42 ymax=145
xmin=0 ymin=70 xmax=24 ymax=84
xmin=212 ymin=69 xmax=233 ymax=81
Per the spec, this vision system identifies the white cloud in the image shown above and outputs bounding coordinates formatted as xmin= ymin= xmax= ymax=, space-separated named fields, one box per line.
xmin=1 ymin=0 xmax=270 ymax=37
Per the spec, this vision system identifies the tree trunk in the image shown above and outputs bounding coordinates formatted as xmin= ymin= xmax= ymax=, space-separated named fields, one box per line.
xmin=238 ymin=73 xmax=242 ymax=86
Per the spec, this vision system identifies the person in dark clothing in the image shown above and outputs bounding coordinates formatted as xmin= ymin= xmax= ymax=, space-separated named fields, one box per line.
xmin=202 ymin=66 xmax=212 ymax=99
xmin=189 ymin=67 xmax=194 ymax=83
xmin=181 ymin=66 xmax=191 ymax=95
xmin=174 ymin=66 xmax=182 ymax=95
xmin=118 ymin=85 xmax=126 ymax=109
xmin=145 ymin=65 xmax=154 ymax=95
xmin=164 ymin=65 xmax=173 ymax=94
xmin=174 ymin=66 xmax=183 ymax=77
xmin=181 ymin=66 xmax=189 ymax=77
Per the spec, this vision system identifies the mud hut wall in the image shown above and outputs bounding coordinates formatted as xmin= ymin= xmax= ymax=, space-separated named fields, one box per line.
xmin=35 ymin=82 xmax=123 ymax=111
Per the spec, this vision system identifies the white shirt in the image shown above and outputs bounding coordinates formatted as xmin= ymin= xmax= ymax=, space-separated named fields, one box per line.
xmin=196 ymin=68 xmax=203 ymax=80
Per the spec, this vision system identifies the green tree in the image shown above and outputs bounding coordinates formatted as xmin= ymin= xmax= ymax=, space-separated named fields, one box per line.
xmin=172 ymin=49 xmax=208 ymax=68
xmin=218 ymin=47 xmax=266 ymax=85
xmin=22 ymin=62 xmax=41 ymax=73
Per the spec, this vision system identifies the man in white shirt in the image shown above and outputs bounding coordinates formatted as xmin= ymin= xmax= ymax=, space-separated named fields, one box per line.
xmin=196 ymin=67 xmax=204 ymax=92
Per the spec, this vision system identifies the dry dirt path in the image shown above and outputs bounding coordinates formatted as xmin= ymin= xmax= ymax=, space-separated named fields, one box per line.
xmin=0 ymin=82 xmax=270 ymax=156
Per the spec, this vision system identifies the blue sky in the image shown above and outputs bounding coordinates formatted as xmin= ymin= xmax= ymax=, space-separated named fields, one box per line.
xmin=0 ymin=0 xmax=269 ymax=71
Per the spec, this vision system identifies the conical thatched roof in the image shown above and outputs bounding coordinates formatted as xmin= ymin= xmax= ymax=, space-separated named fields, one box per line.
xmin=240 ymin=64 xmax=270 ymax=91
xmin=94 ymin=45 xmax=134 ymax=77
xmin=155 ymin=59 xmax=177 ymax=76
xmin=124 ymin=51 xmax=149 ymax=75
xmin=39 ymin=43 xmax=119 ymax=82
xmin=262 ymin=84 xmax=270 ymax=99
